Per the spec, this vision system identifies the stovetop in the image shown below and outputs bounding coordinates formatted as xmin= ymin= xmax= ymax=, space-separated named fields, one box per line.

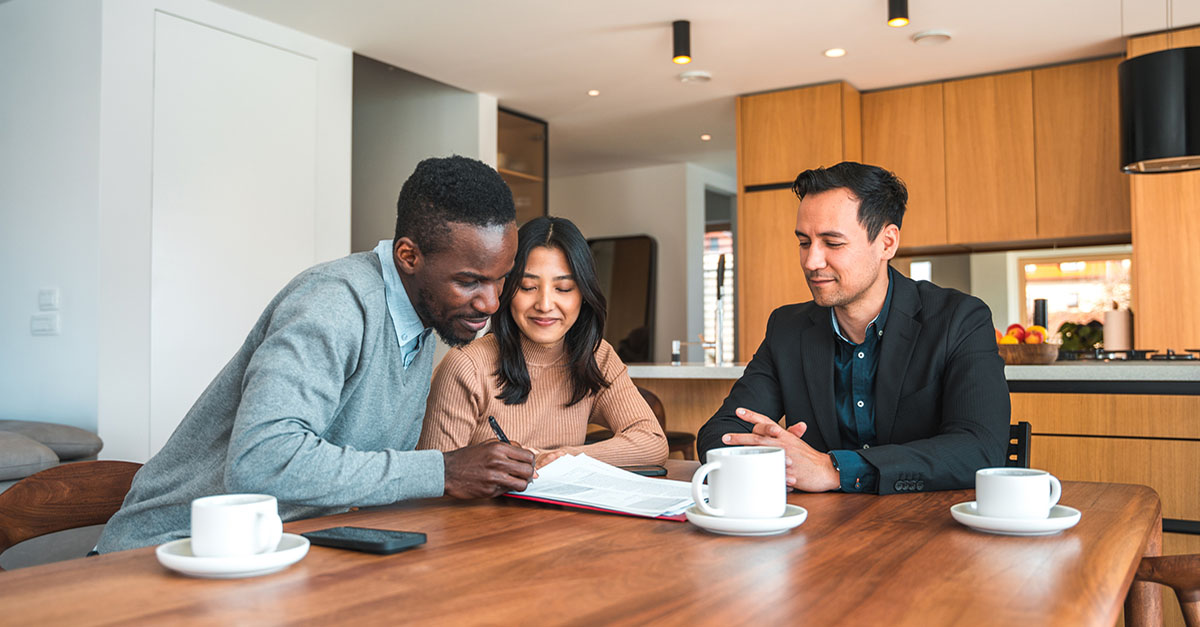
xmin=1057 ymin=348 xmax=1200 ymax=361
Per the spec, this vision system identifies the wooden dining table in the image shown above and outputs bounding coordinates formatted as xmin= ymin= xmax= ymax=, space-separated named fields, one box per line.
xmin=0 ymin=461 xmax=1163 ymax=626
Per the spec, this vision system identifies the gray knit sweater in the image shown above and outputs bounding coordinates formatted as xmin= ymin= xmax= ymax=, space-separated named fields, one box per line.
xmin=96 ymin=252 xmax=444 ymax=552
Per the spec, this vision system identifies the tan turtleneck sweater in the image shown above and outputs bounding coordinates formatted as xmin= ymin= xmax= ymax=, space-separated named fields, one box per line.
xmin=417 ymin=334 xmax=668 ymax=467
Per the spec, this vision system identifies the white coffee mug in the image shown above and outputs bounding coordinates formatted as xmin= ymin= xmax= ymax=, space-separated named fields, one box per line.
xmin=691 ymin=446 xmax=786 ymax=519
xmin=975 ymin=468 xmax=1062 ymax=519
xmin=191 ymin=494 xmax=283 ymax=558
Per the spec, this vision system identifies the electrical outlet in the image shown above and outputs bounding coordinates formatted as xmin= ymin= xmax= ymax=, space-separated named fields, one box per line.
xmin=38 ymin=288 xmax=60 ymax=311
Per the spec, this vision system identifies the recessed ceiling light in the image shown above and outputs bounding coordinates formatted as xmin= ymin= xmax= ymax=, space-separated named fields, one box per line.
xmin=824 ymin=48 xmax=846 ymax=58
xmin=677 ymin=70 xmax=712 ymax=83
xmin=700 ymin=133 xmax=712 ymax=141
xmin=912 ymin=30 xmax=952 ymax=45
xmin=587 ymin=89 xmax=600 ymax=97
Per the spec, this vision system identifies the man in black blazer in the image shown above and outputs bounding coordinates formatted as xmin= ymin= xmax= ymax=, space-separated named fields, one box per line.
xmin=697 ymin=162 xmax=1009 ymax=494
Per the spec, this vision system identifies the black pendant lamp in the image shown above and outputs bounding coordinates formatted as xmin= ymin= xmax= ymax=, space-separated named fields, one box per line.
xmin=1119 ymin=46 xmax=1200 ymax=173
xmin=888 ymin=0 xmax=909 ymax=27
xmin=673 ymin=20 xmax=691 ymax=64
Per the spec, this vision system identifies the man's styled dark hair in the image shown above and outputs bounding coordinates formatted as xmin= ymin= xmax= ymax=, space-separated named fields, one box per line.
xmin=791 ymin=161 xmax=908 ymax=241
xmin=394 ymin=155 xmax=516 ymax=255
xmin=492 ymin=216 xmax=610 ymax=407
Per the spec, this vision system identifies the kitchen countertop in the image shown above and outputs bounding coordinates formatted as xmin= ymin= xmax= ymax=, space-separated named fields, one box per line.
xmin=628 ymin=360 xmax=1200 ymax=396
xmin=629 ymin=361 xmax=1200 ymax=383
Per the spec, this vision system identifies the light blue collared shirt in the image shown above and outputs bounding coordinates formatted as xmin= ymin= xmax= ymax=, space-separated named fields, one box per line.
xmin=373 ymin=240 xmax=432 ymax=369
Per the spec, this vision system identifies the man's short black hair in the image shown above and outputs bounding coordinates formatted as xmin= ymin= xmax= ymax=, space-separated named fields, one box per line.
xmin=394 ymin=155 xmax=516 ymax=255
xmin=791 ymin=162 xmax=908 ymax=241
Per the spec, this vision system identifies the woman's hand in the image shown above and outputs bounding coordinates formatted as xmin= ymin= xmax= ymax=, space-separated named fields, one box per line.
xmin=535 ymin=449 xmax=569 ymax=469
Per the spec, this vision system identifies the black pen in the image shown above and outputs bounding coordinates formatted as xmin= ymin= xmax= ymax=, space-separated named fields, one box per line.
xmin=487 ymin=415 xmax=510 ymax=444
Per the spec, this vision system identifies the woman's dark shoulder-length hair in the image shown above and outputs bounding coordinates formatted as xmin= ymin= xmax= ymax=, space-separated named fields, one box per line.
xmin=492 ymin=216 xmax=609 ymax=407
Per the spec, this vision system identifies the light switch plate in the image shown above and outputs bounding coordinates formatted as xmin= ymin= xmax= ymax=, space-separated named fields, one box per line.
xmin=38 ymin=288 xmax=60 ymax=311
xmin=31 ymin=313 xmax=60 ymax=336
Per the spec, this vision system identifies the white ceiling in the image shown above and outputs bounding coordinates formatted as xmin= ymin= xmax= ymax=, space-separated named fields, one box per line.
xmin=213 ymin=0 xmax=1182 ymax=179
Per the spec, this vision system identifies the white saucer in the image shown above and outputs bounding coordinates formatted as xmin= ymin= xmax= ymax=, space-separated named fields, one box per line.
xmin=156 ymin=533 xmax=309 ymax=579
xmin=950 ymin=502 xmax=1081 ymax=536
xmin=685 ymin=504 xmax=808 ymax=536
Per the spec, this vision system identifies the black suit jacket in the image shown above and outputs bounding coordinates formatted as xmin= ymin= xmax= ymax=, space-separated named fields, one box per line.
xmin=697 ymin=269 xmax=1010 ymax=494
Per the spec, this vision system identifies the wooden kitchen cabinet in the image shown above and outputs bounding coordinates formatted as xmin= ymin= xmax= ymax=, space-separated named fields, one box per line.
xmin=1127 ymin=25 xmax=1200 ymax=350
xmin=862 ymin=83 xmax=947 ymax=249
xmin=738 ymin=82 xmax=861 ymax=187
xmin=1013 ymin=391 xmax=1200 ymax=627
xmin=943 ymin=71 xmax=1037 ymax=245
xmin=736 ymin=82 xmax=860 ymax=358
xmin=1033 ymin=58 xmax=1130 ymax=239
xmin=736 ymin=188 xmax=812 ymax=362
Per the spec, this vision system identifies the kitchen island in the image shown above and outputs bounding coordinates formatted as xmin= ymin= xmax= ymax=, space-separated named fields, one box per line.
xmin=629 ymin=362 xmax=1200 ymax=439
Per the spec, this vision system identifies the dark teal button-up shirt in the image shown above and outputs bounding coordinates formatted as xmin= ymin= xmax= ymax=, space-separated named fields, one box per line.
xmin=828 ymin=277 xmax=894 ymax=493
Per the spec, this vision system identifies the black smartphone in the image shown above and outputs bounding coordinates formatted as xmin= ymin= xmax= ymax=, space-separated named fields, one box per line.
xmin=621 ymin=465 xmax=668 ymax=477
xmin=301 ymin=526 xmax=426 ymax=555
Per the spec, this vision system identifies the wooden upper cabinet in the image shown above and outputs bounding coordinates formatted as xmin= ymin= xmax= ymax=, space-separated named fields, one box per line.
xmin=943 ymin=71 xmax=1037 ymax=245
xmin=1033 ymin=58 xmax=1130 ymax=239
xmin=862 ymin=83 xmax=947 ymax=249
xmin=736 ymin=188 xmax=812 ymax=362
xmin=738 ymin=82 xmax=861 ymax=187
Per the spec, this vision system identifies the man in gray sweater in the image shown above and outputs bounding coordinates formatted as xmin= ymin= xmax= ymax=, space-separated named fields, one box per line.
xmin=97 ymin=156 xmax=534 ymax=552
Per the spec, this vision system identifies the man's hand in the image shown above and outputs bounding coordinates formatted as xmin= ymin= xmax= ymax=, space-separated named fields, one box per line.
xmin=721 ymin=407 xmax=840 ymax=492
xmin=443 ymin=441 xmax=536 ymax=499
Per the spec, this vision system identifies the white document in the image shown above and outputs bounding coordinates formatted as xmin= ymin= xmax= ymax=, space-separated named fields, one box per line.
xmin=510 ymin=454 xmax=697 ymax=518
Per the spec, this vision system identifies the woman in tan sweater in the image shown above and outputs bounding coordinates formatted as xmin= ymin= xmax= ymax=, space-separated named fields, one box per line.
xmin=418 ymin=216 xmax=668 ymax=468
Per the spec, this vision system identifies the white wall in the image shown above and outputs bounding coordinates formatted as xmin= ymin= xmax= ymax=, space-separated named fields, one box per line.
xmin=0 ymin=0 xmax=102 ymax=432
xmin=97 ymin=0 xmax=351 ymax=461
xmin=0 ymin=0 xmax=353 ymax=461
xmin=550 ymin=163 xmax=735 ymax=363
xmin=351 ymin=55 xmax=492 ymax=253
xmin=969 ymin=252 xmax=1011 ymax=331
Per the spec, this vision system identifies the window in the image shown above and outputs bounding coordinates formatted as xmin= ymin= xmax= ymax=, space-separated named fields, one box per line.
xmin=1018 ymin=253 xmax=1132 ymax=335
xmin=703 ymin=230 xmax=735 ymax=365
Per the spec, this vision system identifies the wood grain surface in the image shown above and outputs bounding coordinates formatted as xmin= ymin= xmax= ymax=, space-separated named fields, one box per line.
xmin=736 ymin=188 xmax=813 ymax=362
xmin=738 ymin=83 xmax=849 ymax=187
xmin=0 ymin=463 xmax=1161 ymax=627
xmin=943 ymin=70 xmax=1037 ymax=245
xmin=1011 ymin=393 xmax=1200 ymax=440
xmin=862 ymin=83 xmax=948 ymax=249
xmin=0 ymin=461 xmax=141 ymax=557
xmin=1032 ymin=57 xmax=1130 ymax=239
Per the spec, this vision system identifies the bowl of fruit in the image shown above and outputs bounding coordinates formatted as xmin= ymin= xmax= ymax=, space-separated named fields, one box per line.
xmin=996 ymin=324 xmax=1059 ymax=365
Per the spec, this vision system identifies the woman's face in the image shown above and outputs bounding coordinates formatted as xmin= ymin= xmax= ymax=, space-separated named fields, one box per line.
xmin=510 ymin=246 xmax=582 ymax=347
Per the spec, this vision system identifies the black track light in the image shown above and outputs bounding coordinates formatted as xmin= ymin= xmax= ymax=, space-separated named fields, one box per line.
xmin=673 ymin=20 xmax=691 ymax=64
xmin=888 ymin=0 xmax=909 ymax=27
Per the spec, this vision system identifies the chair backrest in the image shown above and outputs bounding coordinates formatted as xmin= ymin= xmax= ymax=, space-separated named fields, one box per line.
xmin=1006 ymin=421 xmax=1031 ymax=468
xmin=0 ymin=460 xmax=141 ymax=561
xmin=636 ymin=386 xmax=667 ymax=430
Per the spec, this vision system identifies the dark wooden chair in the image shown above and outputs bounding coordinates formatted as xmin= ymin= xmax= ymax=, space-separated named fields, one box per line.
xmin=1134 ymin=554 xmax=1200 ymax=627
xmin=637 ymin=386 xmax=696 ymax=461
xmin=1006 ymin=421 xmax=1031 ymax=468
xmin=583 ymin=386 xmax=697 ymax=460
xmin=0 ymin=460 xmax=141 ymax=569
